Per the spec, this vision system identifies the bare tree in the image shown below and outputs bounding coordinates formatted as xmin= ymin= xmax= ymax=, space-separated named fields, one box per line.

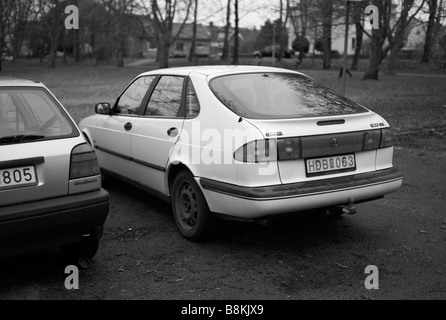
xmin=232 ymin=0 xmax=239 ymax=65
xmin=0 ymin=0 xmax=13 ymax=71
xmin=363 ymin=0 xmax=426 ymax=79
xmin=422 ymin=0 xmax=439 ymax=62
xmin=0 ymin=0 xmax=38 ymax=70
xmin=189 ymin=0 xmax=198 ymax=63
xmin=8 ymin=0 xmax=35 ymax=61
xmin=387 ymin=0 xmax=426 ymax=74
xmin=351 ymin=1 xmax=365 ymax=71
xmin=318 ymin=0 xmax=333 ymax=69
xmin=150 ymin=0 xmax=193 ymax=68
xmin=221 ymin=0 xmax=231 ymax=61
xmin=48 ymin=0 xmax=62 ymax=68
xmin=101 ymin=0 xmax=141 ymax=67
xmin=276 ymin=0 xmax=291 ymax=62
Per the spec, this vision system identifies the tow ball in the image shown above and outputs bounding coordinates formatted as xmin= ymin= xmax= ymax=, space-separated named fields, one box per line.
xmin=333 ymin=197 xmax=357 ymax=216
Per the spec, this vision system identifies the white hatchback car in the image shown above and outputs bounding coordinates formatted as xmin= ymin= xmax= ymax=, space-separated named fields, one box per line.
xmin=80 ymin=66 xmax=403 ymax=241
xmin=0 ymin=77 xmax=109 ymax=260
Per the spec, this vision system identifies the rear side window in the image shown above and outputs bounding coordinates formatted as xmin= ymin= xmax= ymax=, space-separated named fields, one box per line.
xmin=186 ymin=78 xmax=200 ymax=118
xmin=210 ymin=73 xmax=368 ymax=119
xmin=0 ymin=88 xmax=77 ymax=143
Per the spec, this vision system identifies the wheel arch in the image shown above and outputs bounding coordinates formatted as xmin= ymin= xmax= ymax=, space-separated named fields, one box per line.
xmin=166 ymin=162 xmax=195 ymax=197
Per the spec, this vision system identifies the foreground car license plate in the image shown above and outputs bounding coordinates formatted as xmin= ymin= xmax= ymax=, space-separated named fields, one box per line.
xmin=0 ymin=166 xmax=38 ymax=190
xmin=306 ymin=154 xmax=356 ymax=177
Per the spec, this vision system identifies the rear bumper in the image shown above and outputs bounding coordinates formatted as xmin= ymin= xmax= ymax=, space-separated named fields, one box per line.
xmin=199 ymin=168 xmax=403 ymax=219
xmin=0 ymin=189 xmax=110 ymax=258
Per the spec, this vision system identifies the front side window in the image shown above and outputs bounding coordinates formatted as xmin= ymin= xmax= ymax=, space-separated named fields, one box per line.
xmin=0 ymin=88 xmax=77 ymax=144
xmin=115 ymin=76 xmax=155 ymax=115
xmin=145 ymin=76 xmax=184 ymax=117
xmin=210 ymin=73 xmax=368 ymax=119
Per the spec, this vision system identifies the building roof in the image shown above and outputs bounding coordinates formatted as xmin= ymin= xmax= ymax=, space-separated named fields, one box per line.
xmin=173 ymin=23 xmax=211 ymax=40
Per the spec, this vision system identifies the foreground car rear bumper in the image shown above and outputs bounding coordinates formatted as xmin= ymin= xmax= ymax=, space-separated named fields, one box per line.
xmin=0 ymin=189 xmax=110 ymax=258
xmin=199 ymin=168 xmax=403 ymax=219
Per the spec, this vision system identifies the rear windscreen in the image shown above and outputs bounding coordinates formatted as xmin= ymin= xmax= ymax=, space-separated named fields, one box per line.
xmin=210 ymin=73 xmax=368 ymax=119
xmin=0 ymin=87 xmax=78 ymax=144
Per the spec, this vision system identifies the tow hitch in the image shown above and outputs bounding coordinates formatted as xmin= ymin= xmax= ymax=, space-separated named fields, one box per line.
xmin=333 ymin=197 xmax=357 ymax=216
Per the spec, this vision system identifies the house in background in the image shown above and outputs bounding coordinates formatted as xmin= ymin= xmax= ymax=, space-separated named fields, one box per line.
xmin=169 ymin=22 xmax=259 ymax=59
xmin=171 ymin=23 xmax=212 ymax=58
xmin=401 ymin=19 xmax=426 ymax=59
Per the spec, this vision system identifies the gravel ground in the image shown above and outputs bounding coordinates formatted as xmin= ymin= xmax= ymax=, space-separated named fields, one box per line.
xmin=0 ymin=137 xmax=445 ymax=301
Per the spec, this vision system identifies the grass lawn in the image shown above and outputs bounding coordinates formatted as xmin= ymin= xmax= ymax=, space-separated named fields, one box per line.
xmin=1 ymin=60 xmax=445 ymax=145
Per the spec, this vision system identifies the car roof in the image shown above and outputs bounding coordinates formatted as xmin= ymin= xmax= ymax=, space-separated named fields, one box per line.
xmin=0 ymin=77 xmax=44 ymax=87
xmin=138 ymin=65 xmax=305 ymax=78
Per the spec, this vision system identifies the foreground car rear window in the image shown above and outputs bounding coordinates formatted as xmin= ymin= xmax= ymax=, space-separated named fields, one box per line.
xmin=0 ymin=87 xmax=78 ymax=144
xmin=210 ymin=73 xmax=368 ymax=119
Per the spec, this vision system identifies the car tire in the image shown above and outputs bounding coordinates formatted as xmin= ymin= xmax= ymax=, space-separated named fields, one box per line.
xmin=172 ymin=171 xmax=215 ymax=241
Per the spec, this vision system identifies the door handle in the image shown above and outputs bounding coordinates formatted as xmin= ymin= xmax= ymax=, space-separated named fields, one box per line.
xmin=124 ymin=122 xmax=133 ymax=131
xmin=167 ymin=127 xmax=179 ymax=138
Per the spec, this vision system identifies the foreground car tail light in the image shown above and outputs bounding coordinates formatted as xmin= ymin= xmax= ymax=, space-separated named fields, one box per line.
xmin=363 ymin=130 xmax=382 ymax=151
xmin=363 ymin=128 xmax=394 ymax=151
xmin=380 ymin=128 xmax=393 ymax=148
xmin=234 ymin=139 xmax=277 ymax=163
xmin=70 ymin=143 xmax=101 ymax=179
xmin=278 ymin=138 xmax=301 ymax=160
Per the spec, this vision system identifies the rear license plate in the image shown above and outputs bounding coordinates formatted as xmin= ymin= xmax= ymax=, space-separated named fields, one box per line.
xmin=306 ymin=154 xmax=356 ymax=177
xmin=0 ymin=166 xmax=38 ymax=190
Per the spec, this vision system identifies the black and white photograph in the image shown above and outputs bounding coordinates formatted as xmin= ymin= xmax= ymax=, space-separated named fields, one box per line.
xmin=0 ymin=0 xmax=445 ymax=305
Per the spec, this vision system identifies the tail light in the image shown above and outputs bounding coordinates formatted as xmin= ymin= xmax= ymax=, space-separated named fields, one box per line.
xmin=380 ymin=128 xmax=393 ymax=148
xmin=363 ymin=128 xmax=393 ymax=151
xmin=70 ymin=143 xmax=101 ymax=180
xmin=234 ymin=139 xmax=277 ymax=163
xmin=278 ymin=138 xmax=301 ymax=160
xmin=363 ymin=130 xmax=381 ymax=151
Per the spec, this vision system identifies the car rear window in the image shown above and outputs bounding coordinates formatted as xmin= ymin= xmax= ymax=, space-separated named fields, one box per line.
xmin=210 ymin=73 xmax=368 ymax=119
xmin=0 ymin=87 xmax=78 ymax=144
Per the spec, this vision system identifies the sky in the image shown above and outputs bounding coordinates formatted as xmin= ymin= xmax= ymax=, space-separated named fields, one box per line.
xmin=195 ymin=0 xmax=280 ymax=29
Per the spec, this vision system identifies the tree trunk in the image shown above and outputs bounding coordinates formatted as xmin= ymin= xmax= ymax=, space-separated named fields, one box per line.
xmin=351 ymin=22 xmax=363 ymax=70
xmin=351 ymin=3 xmax=363 ymax=71
xmin=387 ymin=36 xmax=405 ymax=75
xmin=222 ymin=0 xmax=231 ymax=61
xmin=159 ymin=38 xmax=171 ymax=69
xmin=322 ymin=0 xmax=333 ymax=69
xmin=421 ymin=0 xmax=438 ymax=63
xmin=363 ymin=30 xmax=385 ymax=80
xmin=189 ymin=0 xmax=198 ymax=63
xmin=277 ymin=0 xmax=284 ymax=62
xmin=50 ymin=33 xmax=57 ymax=68
xmin=232 ymin=0 xmax=239 ymax=65
xmin=49 ymin=0 xmax=61 ymax=68
xmin=74 ymin=29 xmax=81 ymax=62
xmin=0 ymin=1 xmax=4 ymax=72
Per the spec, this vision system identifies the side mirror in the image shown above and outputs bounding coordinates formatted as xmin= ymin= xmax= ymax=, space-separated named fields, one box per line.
xmin=95 ymin=102 xmax=111 ymax=115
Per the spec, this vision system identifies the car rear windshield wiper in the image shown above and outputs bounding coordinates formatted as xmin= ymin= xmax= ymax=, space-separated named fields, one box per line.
xmin=0 ymin=134 xmax=46 ymax=145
